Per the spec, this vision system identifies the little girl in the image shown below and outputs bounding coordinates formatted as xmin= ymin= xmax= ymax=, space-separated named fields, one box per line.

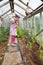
xmin=9 ymin=14 xmax=20 ymax=46
xmin=9 ymin=17 xmax=17 ymax=46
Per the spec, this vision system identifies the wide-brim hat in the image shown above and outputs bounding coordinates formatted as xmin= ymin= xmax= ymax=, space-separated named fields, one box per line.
xmin=15 ymin=14 xmax=20 ymax=18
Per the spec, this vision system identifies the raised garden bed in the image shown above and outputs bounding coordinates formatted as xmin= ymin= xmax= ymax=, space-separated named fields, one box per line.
xmin=0 ymin=40 xmax=8 ymax=65
xmin=0 ymin=27 xmax=9 ymax=65
xmin=18 ymin=34 xmax=43 ymax=65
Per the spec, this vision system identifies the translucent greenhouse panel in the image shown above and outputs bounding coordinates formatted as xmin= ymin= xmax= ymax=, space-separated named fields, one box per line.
xmin=31 ymin=16 xmax=36 ymax=35
xmin=29 ymin=16 xmax=35 ymax=35
xmin=22 ymin=0 xmax=30 ymax=3
xmin=41 ymin=12 xmax=43 ymax=46
xmin=22 ymin=0 xmax=42 ymax=10
xmin=23 ymin=19 xmax=27 ymax=29
xmin=35 ymin=13 xmax=40 ymax=34
xmin=26 ymin=19 xmax=29 ymax=30
xmin=22 ymin=19 xmax=25 ymax=29
xmin=0 ymin=10 xmax=2 ymax=15
xmin=14 ymin=0 xmax=27 ymax=9
xmin=0 ymin=0 xmax=9 ymax=6
xmin=14 ymin=5 xmax=25 ymax=16
xmin=40 ymin=12 xmax=43 ymax=41
xmin=27 ymin=18 xmax=31 ymax=31
xmin=29 ymin=0 xmax=42 ymax=10
xmin=42 ymin=12 xmax=43 ymax=40
xmin=23 ymin=18 xmax=31 ymax=31
xmin=30 ymin=17 xmax=34 ymax=34
xmin=26 ymin=17 xmax=35 ymax=35
xmin=2 ymin=11 xmax=11 ymax=18
xmin=19 ymin=19 xmax=24 ymax=29
xmin=34 ymin=13 xmax=41 ymax=42
xmin=3 ymin=16 xmax=9 ymax=29
xmin=23 ymin=17 xmax=34 ymax=34
xmin=40 ymin=12 xmax=43 ymax=31
xmin=0 ymin=3 xmax=10 ymax=16
xmin=42 ymin=12 xmax=43 ymax=29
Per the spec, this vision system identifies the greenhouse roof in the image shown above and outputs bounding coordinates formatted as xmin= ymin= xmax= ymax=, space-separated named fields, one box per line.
xmin=0 ymin=0 xmax=43 ymax=18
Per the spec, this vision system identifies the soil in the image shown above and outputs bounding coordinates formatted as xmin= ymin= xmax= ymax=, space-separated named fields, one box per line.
xmin=0 ymin=34 xmax=43 ymax=65
xmin=0 ymin=40 xmax=8 ymax=65
xmin=18 ymin=35 xmax=43 ymax=65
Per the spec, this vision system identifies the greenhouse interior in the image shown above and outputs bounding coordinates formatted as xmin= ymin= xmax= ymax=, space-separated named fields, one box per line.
xmin=0 ymin=0 xmax=43 ymax=65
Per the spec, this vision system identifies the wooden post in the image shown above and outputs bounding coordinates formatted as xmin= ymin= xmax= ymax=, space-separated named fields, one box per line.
xmin=40 ymin=12 xmax=43 ymax=40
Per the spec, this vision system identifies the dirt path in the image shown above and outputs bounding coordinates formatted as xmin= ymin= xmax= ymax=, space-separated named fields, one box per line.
xmin=2 ymin=43 xmax=24 ymax=65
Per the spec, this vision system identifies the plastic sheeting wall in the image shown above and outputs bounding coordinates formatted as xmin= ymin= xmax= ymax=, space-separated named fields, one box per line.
xmin=3 ymin=16 xmax=9 ymax=29
xmin=19 ymin=12 xmax=43 ymax=42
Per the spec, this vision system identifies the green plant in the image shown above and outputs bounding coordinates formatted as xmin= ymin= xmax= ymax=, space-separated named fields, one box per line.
xmin=40 ymin=40 xmax=43 ymax=59
xmin=40 ymin=49 xmax=43 ymax=59
xmin=0 ymin=60 xmax=2 ymax=65
xmin=16 ymin=27 xmax=23 ymax=38
xmin=0 ymin=26 xmax=10 ymax=43
xmin=41 ymin=40 xmax=43 ymax=48
xmin=22 ymin=29 xmax=43 ymax=60
xmin=5 ymin=27 xmax=10 ymax=35
xmin=27 ymin=41 xmax=32 ymax=48
xmin=22 ymin=29 xmax=29 ymax=36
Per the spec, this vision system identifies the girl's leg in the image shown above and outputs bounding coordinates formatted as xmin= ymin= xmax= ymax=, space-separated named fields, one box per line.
xmin=11 ymin=35 xmax=15 ymax=44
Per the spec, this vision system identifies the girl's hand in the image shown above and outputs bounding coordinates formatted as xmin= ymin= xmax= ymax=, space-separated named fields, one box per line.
xmin=9 ymin=18 xmax=14 ymax=24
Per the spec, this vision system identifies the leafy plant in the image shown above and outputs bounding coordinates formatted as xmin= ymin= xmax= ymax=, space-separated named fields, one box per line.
xmin=39 ymin=40 xmax=43 ymax=59
xmin=40 ymin=49 xmax=43 ymax=59
xmin=22 ymin=29 xmax=29 ymax=36
xmin=0 ymin=26 xmax=10 ymax=43
xmin=0 ymin=60 xmax=2 ymax=65
xmin=41 ymin=40 xmax=43 ymax=48
xmin=16 ymin=27 xmax=23 ymax=38
xmin=27 ymin=41 xmax=32 ymax=48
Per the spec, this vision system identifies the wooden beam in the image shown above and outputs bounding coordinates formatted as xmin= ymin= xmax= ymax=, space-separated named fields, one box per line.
xmin=0 ymin=0 xmax=26 ymax=12
xmin=0 ymin=1 xmax=9 ymax=8
xmin=19 ymin=0 xmax=33 ymax=10
xmin=31 ymin=7 xmax=43 ymax=16
xmin=9 ymin=0 xmax=14 ymax=13
xmin=0 ymin=0 xmax=14 ymax=13
xmin=15 ymin=10 xmax=25 ymax=17
xmin=1 ymin=9 xmax=11 ymax=16
xmin=1 ymin=9 xmax=25 ymax=17
xmin=9 ymin=0 xmax=13 ymax=1
xmin=2 ymin=12 xmax=12 ymax=18
xmin=14 ymin=2 xmax=26 ymax=11
xmin=35 ymin=29 xmax=43 ymax=37
xmin=23 ymin=3 xmax=43 ymax=19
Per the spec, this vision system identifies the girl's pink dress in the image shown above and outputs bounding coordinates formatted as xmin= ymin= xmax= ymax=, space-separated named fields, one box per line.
xmin=10 ymin=23 xmax=17 ymax=36
xmin=10 ymin=22 xmax=17 ymax=44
